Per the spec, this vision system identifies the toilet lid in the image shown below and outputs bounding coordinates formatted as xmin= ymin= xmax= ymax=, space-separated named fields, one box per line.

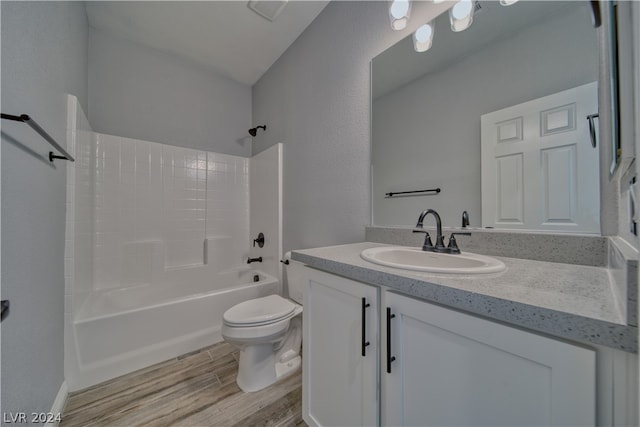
xmin=223 ymin=294 xmax=295 ymax=326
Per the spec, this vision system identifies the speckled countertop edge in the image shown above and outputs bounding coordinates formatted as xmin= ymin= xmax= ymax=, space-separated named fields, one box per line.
xmin=292 ymin=242 xmax=637 ymax=353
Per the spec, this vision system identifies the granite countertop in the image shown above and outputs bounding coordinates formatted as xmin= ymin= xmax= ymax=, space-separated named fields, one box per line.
xmin=292 ymin=242 xmax=637 ymax=353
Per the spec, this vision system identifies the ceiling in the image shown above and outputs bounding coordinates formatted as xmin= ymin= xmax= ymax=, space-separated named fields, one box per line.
xmin=372 ymin=1 xmax=578 ymax=99
xmin=85 ymin=1 xmax=330 ymax=86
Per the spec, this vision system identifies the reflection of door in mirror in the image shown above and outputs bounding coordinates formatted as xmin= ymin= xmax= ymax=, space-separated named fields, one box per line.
xmin=481 ymin=82 xmax=599 ymax=233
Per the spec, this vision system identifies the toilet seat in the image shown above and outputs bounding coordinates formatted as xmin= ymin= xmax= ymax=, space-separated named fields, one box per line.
xmin=222 ymin=295 xmax=302 ymax=343
xmin=223 ymin=294 xmax=295 ymax=327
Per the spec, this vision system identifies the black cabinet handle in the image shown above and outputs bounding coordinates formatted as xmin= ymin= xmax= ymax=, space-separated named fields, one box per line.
xmin=386 ymin=307 xmax=396 ymax=373
xmin=361 ymin=298 xmax=371 ymax=357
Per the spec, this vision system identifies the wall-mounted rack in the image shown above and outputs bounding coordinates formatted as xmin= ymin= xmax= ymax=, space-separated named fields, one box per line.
xmin=385 ymin=188 xmax=441 ymax=198
xmin=1 ymin=113 xmax=75 ymax=163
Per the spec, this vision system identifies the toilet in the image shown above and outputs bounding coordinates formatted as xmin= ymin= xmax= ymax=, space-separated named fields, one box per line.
xmin=221 ymin=254 xmax=304 ymax=392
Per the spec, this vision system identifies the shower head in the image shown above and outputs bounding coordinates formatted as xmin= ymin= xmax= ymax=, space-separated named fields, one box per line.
xmin=248 ymin=125 xmax=266 ymax=137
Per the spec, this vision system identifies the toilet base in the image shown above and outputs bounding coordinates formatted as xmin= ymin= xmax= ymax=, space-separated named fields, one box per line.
xmin=236 ymin=344 xmax=301 ymax=392
xmin=275 ymin=354 xmax=301 ymax=381
xmin=224 ymin=309 xmax=303 ymax=393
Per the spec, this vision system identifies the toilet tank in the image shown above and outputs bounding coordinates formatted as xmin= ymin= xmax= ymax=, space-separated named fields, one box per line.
xmin=284 ymin=252 xmax=305 ymax=304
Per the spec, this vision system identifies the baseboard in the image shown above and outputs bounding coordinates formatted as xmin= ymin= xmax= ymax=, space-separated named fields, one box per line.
xmin=45 ymin=381 xmax=68 ymax=427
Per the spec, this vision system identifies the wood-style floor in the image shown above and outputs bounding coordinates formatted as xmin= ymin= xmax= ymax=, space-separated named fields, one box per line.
xmin=61 ymin=342 xmax=306 ymax=427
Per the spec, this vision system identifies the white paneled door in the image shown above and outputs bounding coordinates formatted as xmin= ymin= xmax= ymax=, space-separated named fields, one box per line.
xmin=481 ymin=82 xmax=599 ymax=233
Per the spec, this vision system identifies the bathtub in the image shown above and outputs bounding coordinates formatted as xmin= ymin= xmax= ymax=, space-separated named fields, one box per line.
xmin=67 ymin=270 xmax=279 ymax=391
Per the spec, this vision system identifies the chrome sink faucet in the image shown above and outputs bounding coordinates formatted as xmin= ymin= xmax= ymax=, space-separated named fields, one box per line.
xmin=414 ymin=209 xmax=446 ymax=252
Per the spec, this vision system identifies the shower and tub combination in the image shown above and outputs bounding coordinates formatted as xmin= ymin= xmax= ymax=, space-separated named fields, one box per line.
xmin=64 ymin=96 xmax=283 ymax=390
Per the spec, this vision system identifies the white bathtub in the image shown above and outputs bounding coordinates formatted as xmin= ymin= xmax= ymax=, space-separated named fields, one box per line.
xmin=67 ymin=270 xmax=279 ymax=391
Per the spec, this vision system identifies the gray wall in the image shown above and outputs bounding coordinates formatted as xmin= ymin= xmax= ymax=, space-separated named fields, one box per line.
xmin=1 ymin=1 xmax=88 ymax=418
xmin=89 ymin=29 xmax=253 ymax=156
xmin=372 ymin=4 xmax=597 ymax=227
xmin=252 ymin=1 xmax=450 ymax=252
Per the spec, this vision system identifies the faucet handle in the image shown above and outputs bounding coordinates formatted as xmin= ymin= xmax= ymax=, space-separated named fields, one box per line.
xmin=253 ymin=232 xmax=265 ymax=248
xmin=447 ymin=232 xmax=472 ymax=254
xmin=413 ymin=229 xmax=434 ymax=251
xmin=461 ymin=210 xmax=470 ymax=228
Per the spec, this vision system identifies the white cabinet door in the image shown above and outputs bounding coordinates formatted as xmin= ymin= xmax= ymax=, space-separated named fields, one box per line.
xmin=383 ymin=291 xmax=596 ymax=427
xmin=303 ymin=268 xmax=378 ymax=427
xmin=481 ymin=82 xmax=599 ymax=233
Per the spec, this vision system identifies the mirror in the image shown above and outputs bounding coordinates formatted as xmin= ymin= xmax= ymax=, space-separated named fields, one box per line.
xmin=371 ymin=1 xmax=604 ymax=232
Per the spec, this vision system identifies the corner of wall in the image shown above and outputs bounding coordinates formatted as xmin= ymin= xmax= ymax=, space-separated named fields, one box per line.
xmin=45 ymin=381 xmax=68 ymax=427
xmin=249 ymin=143 xmax=283 ymax=286
xmin=64 ymin=94 xmax=94 ymax=390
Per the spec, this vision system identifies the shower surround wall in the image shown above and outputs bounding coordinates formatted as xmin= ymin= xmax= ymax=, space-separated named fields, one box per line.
xmin=63 ymin=96 xmax=283 ymax=390
xmin=90 ymin=132 xmax=249 ymax=292
xmin=66 ymin=98 xmax=249 ymax=303
xmin=65 ymin=96 xmax=95 ymax=326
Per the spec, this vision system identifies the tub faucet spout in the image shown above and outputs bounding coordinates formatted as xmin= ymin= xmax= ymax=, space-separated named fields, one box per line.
xmin=247 ymin=257 xmax=263 ymax=264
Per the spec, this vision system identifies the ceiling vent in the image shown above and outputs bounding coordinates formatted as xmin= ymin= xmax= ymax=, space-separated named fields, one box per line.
xmin=247 ymin=1 xmax=288 ymax=22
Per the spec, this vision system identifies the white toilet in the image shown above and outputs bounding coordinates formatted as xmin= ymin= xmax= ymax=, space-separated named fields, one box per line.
xmin=221 ymin=254 xmax=304 ymax=392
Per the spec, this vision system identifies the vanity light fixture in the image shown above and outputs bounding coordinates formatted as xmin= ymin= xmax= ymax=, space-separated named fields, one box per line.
xmin=449 ymin=0 xmax=474 ymax=32
xmin=389 ymin=0 xmax=411 ymax=30
xmin=413 ymin=22 xmax=435 ymax=52
xmin=499 ymin=0 xmax=519 ymax=5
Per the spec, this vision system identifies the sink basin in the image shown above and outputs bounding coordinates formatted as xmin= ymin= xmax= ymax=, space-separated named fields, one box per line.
xmin=360 ymin=246 xmax=506 ymax=274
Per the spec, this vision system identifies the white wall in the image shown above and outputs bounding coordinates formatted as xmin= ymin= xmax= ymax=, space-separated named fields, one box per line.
xmin=250 ymin=144 xmax=283 ymax=282
xmin=63 ymin=95 xmax=95 ymax=395
xmin=1 ymin=0 xmax=88 ymax=416
xmin=88 ymin=29 xmax=253 ymax=157
xmin=64 ymin=96 xmax=94 ymax=319
xmin=252 ymin=1 xmax=451 ymax=252
xmin=372 ymin=4 xmax=597 ymax=227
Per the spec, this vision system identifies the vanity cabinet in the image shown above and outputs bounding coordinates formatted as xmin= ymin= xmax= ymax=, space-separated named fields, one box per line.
xmin=302 ymin=268 xmax=379 ymax=427
xmin=383 ymin=291 xmax=595 ymax=426
xmin=302 ymin=267 xmax=598 ymax=427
